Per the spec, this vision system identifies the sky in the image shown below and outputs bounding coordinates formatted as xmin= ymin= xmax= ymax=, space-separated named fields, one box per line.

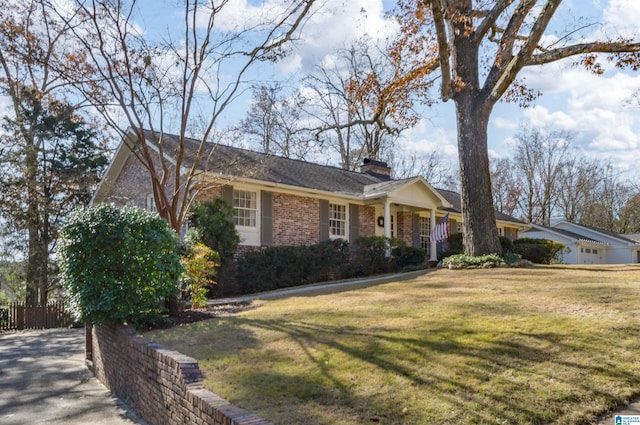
xmin=38 ymin=0 xmax=640 ymax=182
xmin=242 ymin=0 xmax=640 ymax=181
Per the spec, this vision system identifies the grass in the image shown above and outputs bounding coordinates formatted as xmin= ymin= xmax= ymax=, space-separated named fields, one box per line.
xmin=144 ymin=264 xmax=640 ymax=424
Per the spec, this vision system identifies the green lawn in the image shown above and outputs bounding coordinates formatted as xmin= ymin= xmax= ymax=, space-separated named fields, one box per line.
xmin=144 ymin=265 xmax=640 ymax=425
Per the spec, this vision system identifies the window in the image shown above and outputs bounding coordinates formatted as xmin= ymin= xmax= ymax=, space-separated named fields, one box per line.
xmin=593 ymin=249 xmax=598 ymax=255
xmin=585 ymin=248 xmax=591 ymax=254
xmin=329 ymin=203 xmax=346 ymax=238
xmin=233 ymin=190 xmax=257 ymax=227
xmin=146 ymin=194 xmax=156 ymax=212
xmin=419 ymin=216 xmax=431 ymax=250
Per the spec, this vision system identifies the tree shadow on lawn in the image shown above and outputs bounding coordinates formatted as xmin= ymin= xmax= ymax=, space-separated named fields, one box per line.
xmin=192 ymin=315 xmax=640 ymax=424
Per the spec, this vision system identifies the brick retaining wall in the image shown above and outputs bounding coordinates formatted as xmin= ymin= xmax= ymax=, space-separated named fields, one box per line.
xmin=86 ymin=324 xmax=272 ymax=425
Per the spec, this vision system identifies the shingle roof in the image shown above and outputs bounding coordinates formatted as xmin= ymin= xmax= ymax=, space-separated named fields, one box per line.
xmin=436 ymin=188 xmax=528 ymax=224
xmin=362 ymin=177 xmax=419 ymax=197
xmin=525 ymin=224 xmax=602 ymax=243
xmin=144 ymin=130 xmax=524 ymax=224
xmin=149 ymin=130 xmax=383 ymax=196
xmin=556 ymin=222 xmax=640 ymax=245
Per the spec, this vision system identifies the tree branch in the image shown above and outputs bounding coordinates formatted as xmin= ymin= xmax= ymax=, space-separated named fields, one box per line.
xmin=430 ymin=0 xmax=452 ymax=101
xmin=474 ymin=0 xmax=516 ymax=43
xmin=486 ymin=0 xmax=562 ymax=104
xmin=527 ymin=41 xmax=640 ymax=65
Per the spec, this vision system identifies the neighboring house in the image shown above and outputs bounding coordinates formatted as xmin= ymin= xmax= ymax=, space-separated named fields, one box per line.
xmin=92 ymin=129 xmax=527 ymax=260
xmin=522 ymin=221 xmax=640 ymax=264
xmin=626 ymin=233 xmax=640 ymax=243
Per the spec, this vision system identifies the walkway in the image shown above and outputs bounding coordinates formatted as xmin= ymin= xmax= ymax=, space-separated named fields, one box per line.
xmin=208 ymin=269 xmax=432 ymax=305
xmin=0 ymin=328 xmax=146 ymax=425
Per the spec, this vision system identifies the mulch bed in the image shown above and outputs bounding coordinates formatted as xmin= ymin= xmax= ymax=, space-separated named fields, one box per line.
xmin=155 ymin=301 xmax=256 ymax=329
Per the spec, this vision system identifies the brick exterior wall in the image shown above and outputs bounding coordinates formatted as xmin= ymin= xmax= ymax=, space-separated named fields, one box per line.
xmin=396 ymin=212 xmax=414 ymax=245
xmin=105 ymin=154 xmax=154 ymax=208
xmin=197 ymin=185 xmax=223 ymax=201
xmin=273 ymin=193 xmax=319 ymax=246
xmin=87 ymin=324 xmax=272 ymax=425
xmin=359 ymin=206 xmax=376 ymax=237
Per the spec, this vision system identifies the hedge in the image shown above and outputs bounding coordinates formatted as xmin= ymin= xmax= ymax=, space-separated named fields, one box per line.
xmin=513 ymin=238 xmax=565 ymax=264
xmin=233 ymin=237 xmax=426 ymax=295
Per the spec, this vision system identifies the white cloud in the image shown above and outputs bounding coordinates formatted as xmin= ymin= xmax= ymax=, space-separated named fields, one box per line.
xmin=516 ymin=52 xmax=640 ymax=164
xmin=492 ymin=116 xmax=519 ymax=130
xmin=277 ymin=0 xmax=395 ymax=74
xmin=523 ymin=106 xmax=577 ymax=130
xmin=398 ymin=122 xmax=458 ymax=163
xmin=603 ymin=0 xmax=640 ymax=39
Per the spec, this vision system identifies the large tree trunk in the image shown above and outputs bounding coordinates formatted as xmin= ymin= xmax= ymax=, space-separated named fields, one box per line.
xmin=447 ymin=1 xmax=502 ymax=257
xmin=455 ymin=96 xmax=502 ymax=256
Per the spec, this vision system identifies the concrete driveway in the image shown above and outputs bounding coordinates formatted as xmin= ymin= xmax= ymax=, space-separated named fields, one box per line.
xmin=0 ymin=328 xmax=146 ymax=425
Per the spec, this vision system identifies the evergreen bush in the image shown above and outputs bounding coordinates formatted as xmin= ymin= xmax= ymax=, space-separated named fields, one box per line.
xmin=187 ymin=199 xmax=239 ymax=264
xmin=513 ymin=238 xmax=564 ymax=264
xmin=392 ymin=245 xmax=426 ymax=270
xmin=348 ymin=236 xmax=394 ymax=277
xmin=58 ymin=204 xmax=183 ymax=325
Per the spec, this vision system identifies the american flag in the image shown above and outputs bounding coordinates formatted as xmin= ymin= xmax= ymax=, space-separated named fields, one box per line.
xmin=430 ymin=214 xmax=449 ymax=243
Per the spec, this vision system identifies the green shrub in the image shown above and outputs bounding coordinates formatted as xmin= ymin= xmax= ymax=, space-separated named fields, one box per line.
xmin=188 ymin=199 xmax=239 ymax=264
xmin=513 ymin=238 xmax=564 ymax=264
xmin=437 ymin=232 xmax=464 ymax=260
xmin=447 ymin=232 xmax=464 ymax=252
xmin=58 ymin=204 xmax=183 ymax=325
xmin=503 ymin=252 xmax=522 ymax=264
xmin=0 ymin=291 xmax=9 ymax=329
xmin=0 ymin=290 xmax=9 ymax=306
xmin=348 ymin=236 xmax=394 ymax=277
xmin=442 ymin=253 xmax=504 ymax=266
xmin=306 ymin=239 xmax=351 ymax=282
xmin=181 ymin=242 xmax=219 ymax=308
xmin=235 ymin=239 xmax=351 ymax=295
xmin=392 ymin=245 xmax=426 ymax=270
xmin=233 ymin=237 xmax=420 ymax=295
xmin=499 ymin=236 xmax=514 ymax=253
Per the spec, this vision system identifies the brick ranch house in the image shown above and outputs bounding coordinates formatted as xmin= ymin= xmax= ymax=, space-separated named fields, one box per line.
xmin=92 ymin=129 xmax=528 ymax=261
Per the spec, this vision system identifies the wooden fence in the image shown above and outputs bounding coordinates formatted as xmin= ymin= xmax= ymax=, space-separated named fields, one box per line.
xmin=0 ymin=301 xmax=72 ymax=331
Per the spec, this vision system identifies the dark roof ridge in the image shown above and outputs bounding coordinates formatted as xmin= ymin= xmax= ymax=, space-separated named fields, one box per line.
xmin=145 ymin=128 xmax=387 ymax=182
xmin=558 ymin=221 xmax=639 ymax=244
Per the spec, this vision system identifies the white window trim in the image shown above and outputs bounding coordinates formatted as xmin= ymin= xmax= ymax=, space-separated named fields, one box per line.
xmin=232 ymin=188 xmax=260 ymax=246
xmin=419 ymin=215 xmax=431 ymax=250
xmin=233 ymin=189 xmax=258 ymax=229
xmin=329 ymin=202 xmax=348 ymax=240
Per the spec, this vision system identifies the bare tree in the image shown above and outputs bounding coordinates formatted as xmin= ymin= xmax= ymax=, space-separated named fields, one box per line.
xmin=389 ymin=149 xmax=458 ymax=189
xmin=490 ymin=157 xmax=520 ymax=216
xmin=619 ymin=193 xmax=640 ymax=234
xmin=556 ymin=156 xmax=602 ymax=223
xmin=238 ymin=82 xmax=315 ymax=159
xmin=580 ymin=164 xmax=633 ymax=232
xmin=58 ymin=0 xmax=317 ymax=232
xmin=511 ymin=127 xmax=571 ymax=225
xmin=303 ymin=36 xmax=433 ymax=170
xmin=392 ymin=0 xmax=640 ymax=255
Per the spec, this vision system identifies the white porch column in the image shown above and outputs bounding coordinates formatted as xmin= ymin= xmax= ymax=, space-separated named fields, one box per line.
xmin=384 ymin=200 xmax=392 ymax=256
xmin=429 ymin=209 xmax=437 ymax=261
xmin=383 ymin=200 xmax=392 ymax=238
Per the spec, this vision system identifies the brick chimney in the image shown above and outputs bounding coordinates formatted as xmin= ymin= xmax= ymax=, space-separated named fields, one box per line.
xmin=361 ymin=158 xmax=391 ymax=180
